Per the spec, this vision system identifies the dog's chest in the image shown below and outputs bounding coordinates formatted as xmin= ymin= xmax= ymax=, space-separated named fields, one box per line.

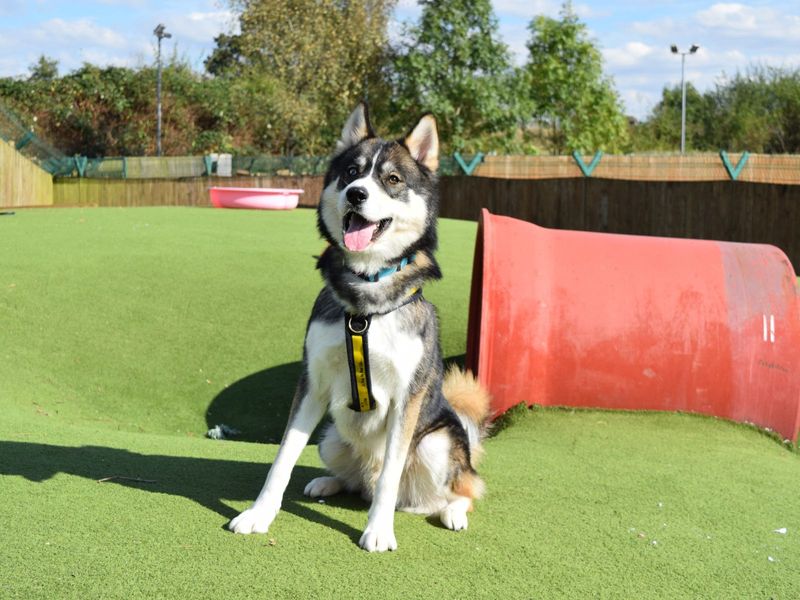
xmin=305 ymin=312 xmax=424 ymax=412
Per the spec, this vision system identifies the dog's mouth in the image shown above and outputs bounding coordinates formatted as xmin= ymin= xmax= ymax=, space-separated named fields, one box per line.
xmin=342 ymin=212 xmax=392 ymax=252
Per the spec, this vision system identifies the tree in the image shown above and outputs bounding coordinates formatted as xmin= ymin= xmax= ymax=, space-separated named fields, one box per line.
xmin=212 ymin=0 xmax=396 ymax=154
xmin=709 ymin=67 xmax=800 ymax=153
xmin=630 ymin=84 xmax=711 ymax=152
xmin=0 ymin=59 xmax=227 ymax=157
xmin=522 ymin=2 xmax=629 ymax=154
xmin=29 ymin=56 xmax=59 ymax=81
xmin=204 ymin=33 xmax=244 ymax=77
xmin=631 ymin=66 xmax=800 ymax=153
xmin=390 ymin=0 xmax=520 ymax=153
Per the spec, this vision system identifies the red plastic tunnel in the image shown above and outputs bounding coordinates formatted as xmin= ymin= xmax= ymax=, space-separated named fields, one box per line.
xmin=466 ymin=209 xmax=800 ymax=442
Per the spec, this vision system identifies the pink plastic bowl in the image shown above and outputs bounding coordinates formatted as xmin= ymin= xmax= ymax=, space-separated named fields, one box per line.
xmin=209 ymin=187 xmax=304 ymax=210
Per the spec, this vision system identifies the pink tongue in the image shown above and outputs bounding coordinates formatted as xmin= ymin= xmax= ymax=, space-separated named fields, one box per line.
xmin=344 ymin=215 xmax=378 ymax=251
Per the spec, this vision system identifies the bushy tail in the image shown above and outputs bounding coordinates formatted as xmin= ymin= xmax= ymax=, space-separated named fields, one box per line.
xmin=442 ymin=366 xmax=491 ymax=467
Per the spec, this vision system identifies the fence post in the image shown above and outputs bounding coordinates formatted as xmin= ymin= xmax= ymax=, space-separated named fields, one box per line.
xmin=121 ymin=156 xmax=127 ymax=179
xmin=719 ymin=150 xmax=750 ymax=181
xmin=74 ymin=156 xmax=87 ymax=178
xmin=203 ymin=155 xmax=214 ymax=176
xmin=572 ymin=151 xmax=603 ymax=177
xmin=453 ymin=151 xmax=484 ymax=175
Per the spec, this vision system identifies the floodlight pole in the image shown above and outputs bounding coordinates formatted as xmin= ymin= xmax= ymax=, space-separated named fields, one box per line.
xmin=154 ymin=24 xmax=172 ymax=157
xmin=671 ymin=44 xmax=699 ymax=154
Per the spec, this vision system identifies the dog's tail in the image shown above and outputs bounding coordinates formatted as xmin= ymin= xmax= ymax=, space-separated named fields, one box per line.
xmin=442 ymin=366 xmax=491 ymax=468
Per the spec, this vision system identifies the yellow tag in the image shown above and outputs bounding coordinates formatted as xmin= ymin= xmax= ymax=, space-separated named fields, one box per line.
xmin=350 ymin=335 xmax=372 ymax=412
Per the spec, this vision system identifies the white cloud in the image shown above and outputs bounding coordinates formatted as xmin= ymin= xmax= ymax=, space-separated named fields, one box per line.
xmin=96 ymin=0 xmax=149 ymax=5
xmin=0 ymin=0 xmax=27 ymax=18
xmin=620 ymin=88 xmax=660 ymax=121
xmin=631 ymin=16 xmax=676 ymax=37
xmin=78 ymin=49 xmax=139 ymax=68
xmin=168 ymin=11 xmax=236 ymax=43
xmin=697 ymin=2 xmax=800 ymax=39
xmin=33 ymin=18 xmax=128 ymax=49
xmin=0 ymin=56 xmax=27 ymax=78
xmin=499 ymin=20 xmax=530 ymax=65
xmin=604 ymin=42 xmax=655 ymax=69
xmin=574 ymin=3 xmax=611 ymax=19
xmin=630 ymin=3 xmax=800 ymax=43
xmin=493 ymin=0 xmax=559 ymax=18
xmin=696 ymin=3 xmax=760 ymax=32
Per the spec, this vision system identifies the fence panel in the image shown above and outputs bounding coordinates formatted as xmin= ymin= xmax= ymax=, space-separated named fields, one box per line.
xmin=48 ymin=171 xmax=800 ymax=268
xmin=0 ymin=140 xmax=53 ymax=207
xmin=467 ymin=153 xmax=800 ymax=183
xmin=439 ymin=176 xmax=800 ymax=269
xmin=52 ymin=175 xmax=323 ymax=209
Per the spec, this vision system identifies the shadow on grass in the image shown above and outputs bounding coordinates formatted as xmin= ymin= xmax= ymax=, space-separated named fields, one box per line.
xmin=206 ymin=361 xmax=302 ymax=444
xmin=205 ymin=354 xmax=467 ymax=444
xmin=0 ymin=441 xmax=365 ymax=543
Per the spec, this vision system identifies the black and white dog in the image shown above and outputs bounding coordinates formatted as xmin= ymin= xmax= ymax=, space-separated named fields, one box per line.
xmin=229 ymin=104 xmax=489 ymax=552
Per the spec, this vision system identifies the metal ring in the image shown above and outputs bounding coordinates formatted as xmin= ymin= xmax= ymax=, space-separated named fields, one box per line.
xmin=348 ymin=316 xmax=369 ymax=334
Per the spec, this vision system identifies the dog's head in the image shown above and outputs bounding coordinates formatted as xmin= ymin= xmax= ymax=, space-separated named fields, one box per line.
xmin=318 ymin=103 xmax=440 ymax=275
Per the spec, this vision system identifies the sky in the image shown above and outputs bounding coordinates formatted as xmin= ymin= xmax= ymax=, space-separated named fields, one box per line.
xmin=0 ymin=0 xmax=798 ymax=120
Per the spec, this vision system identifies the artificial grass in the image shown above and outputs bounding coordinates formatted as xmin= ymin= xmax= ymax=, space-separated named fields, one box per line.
xmin=0 ymin=207 xmax=472 ymax=442
xmin=2 ymin=406 xmax=798 ymax=598
xmin=1 ymin=207 xmax=799 ymax=598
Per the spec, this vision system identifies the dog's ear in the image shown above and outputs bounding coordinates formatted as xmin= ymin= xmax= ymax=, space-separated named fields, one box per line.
xmin=336 ymin=103 xmax=374 ymax=153
xmin=404 ymin=114 xmax=439 ymax=172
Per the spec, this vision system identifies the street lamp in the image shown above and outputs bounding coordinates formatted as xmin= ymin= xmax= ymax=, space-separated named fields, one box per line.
xmin=154 ymin=24 xmax=172 ymax=157
xmin=671 ymin=43 xmax=699 ymax=154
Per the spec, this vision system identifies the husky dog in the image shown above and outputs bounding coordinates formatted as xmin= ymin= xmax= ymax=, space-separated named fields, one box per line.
xmin=229 ymin=104 xmax=489 ymax=552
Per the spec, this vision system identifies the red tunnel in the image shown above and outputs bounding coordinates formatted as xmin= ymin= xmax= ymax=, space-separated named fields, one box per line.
xmin=466 ymin=209 xmax=800 ymax=442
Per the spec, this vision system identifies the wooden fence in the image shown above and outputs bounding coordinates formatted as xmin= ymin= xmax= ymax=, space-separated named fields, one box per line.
xmin=0 ymin=140 xmax=53 ymax=207
xmin=471 ymin=153 xmax=800 ymax=184
xmin=52 ymin=175 xmax=324 ymax=208
xmin=439 ymin=176 xmax=800 ymax=268
xmin=46 ymin=173 xmax=800 ymax=268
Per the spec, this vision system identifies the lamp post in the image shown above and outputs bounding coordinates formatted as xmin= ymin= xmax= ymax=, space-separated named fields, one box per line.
xmin=154 ymin=24 xmax=172 ymax=157
xmin=670 ymin=44 xmax=699 ymax=154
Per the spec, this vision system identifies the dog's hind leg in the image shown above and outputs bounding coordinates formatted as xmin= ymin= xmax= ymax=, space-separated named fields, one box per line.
xmin=440 ymin=470 xmax=484 ymax=531
xmin=304 ymin=476 xmax=343 ymax=498
xmin=305 ymin=422 xmax=362 ymax=498
xmin=440 ymin=496 xmax=472 ymax=531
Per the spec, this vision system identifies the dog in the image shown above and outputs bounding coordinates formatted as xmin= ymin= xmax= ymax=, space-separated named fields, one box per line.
xmin=228 ymin=103 xmax=490 ymax=552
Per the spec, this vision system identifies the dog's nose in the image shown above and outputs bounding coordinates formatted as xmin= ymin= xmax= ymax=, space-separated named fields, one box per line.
xmin=346 ymin=186 xmax=368 ymax=206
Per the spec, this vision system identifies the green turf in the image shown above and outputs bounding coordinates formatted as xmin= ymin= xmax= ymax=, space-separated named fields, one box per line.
xmin=1 ymin=207 xmax=798 ymax=599
xmin=0 ymin=207 xmax=472 ymax=442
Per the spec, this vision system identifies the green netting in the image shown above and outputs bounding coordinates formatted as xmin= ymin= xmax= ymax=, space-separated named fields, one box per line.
xmin=231 ymin=155 xmax=329 ymax=176
xmin=83 ymin=158 xmax=125 ymax=178
xmin=0 ymin=95 xmax=464 ymax=180
xmin=230 ymin=155 xmax=460 ymax=176
xmin=437 ymin=156 xmax=459 ymax=176
xmin=0 ymin=101 xmax=72 ymax=176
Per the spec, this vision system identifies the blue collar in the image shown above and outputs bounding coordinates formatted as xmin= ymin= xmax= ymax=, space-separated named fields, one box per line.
xmin=356 ymin=254 xmax=416 ymax=282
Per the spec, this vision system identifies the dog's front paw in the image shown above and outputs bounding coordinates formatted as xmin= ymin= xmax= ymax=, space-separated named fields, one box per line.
xmin=304 ymin=476 xmax=343 ymax=498
xmin=359 ymin=523 xmax=397 ymax=552
xmin=228 ymin=502 xmax=279 ymax=535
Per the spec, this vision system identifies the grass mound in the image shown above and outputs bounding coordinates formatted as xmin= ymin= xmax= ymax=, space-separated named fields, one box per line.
xmin=1 ymin=207 xmax=798 ymax=598
xmin=0 ymin=207 xmax=473 ymax=442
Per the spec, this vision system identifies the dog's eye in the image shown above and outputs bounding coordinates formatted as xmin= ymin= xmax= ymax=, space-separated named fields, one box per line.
xmin=347 ymin=166 xmax=359 ymax=178
xmin=387 ymin=174 xmax=402 ymax=185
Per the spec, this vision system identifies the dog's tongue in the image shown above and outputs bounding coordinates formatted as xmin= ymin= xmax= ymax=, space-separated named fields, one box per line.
xmin=344 ymin=214 xmax=377 ymax=252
